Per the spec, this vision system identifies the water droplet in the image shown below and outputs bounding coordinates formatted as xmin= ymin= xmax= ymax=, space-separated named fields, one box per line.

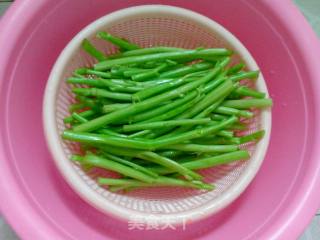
xmin=269 ymin=70 xmax=276 ymax=75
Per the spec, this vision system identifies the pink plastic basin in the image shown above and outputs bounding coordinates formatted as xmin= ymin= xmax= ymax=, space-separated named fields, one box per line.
xmin=0 ymin=0 xmax=320 ymax=239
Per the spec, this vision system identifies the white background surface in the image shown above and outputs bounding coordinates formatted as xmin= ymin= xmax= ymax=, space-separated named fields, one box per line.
xmin=0 ymin=0 xmax=319 ymax=239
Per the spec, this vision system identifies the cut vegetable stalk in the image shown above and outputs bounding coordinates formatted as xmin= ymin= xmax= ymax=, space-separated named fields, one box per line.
xmin=75 ymin=68 xmax=112 ymax=78
xmin=239 ymin=130 xmax=265 ymax=144
xmin=226 ymin=63 xmax=245 ymax=75
xmin=161 ymin=144 xmax=239 ymax=153
xmin=97 ymin=31 xmax=140 ymax=51
xmin=222 ymin=99 xmax=273 ymax=109
xmin=94 ymin=49 xmax=232 ymax=70
xmin=123 ymin=118 xmax=211 ymax=132
xmin=98 ymin=176 xmax=214 ymax=190
xmin=64 ymin=110 xmax=96 ymax=124
xmin=100 ymin=152 xmax=158 ymax=178
xmin=72 ymin=154 xmax=155 ymax=183
xmin=159 ymin=62 xmax=213 ymax=78
xmin=71 ymin=112 xmax=88 ymax=123
xmin=131 ymin=69 xmax=159 ymax=82
xmin=149 ymin=150 xmax=250 ymax=174
xmin=128 ymin=130 xmax=151 ymax=138
xmin=102 ymin=103 xmax=130 ymax=113
xmin=214 ymin=106 xmax=254 ymax=118
xmin=72 ymin=88 xmax=132 ymax=101
xmin=234 ymin=86 xmax=266 ymax=99
xmin=229 ymin=71 xmax=259 ymax=82
xmin=109 ymin=47 xmax=185 ymax=58
xmin=82 ymin=39 xmax=107 ymax=61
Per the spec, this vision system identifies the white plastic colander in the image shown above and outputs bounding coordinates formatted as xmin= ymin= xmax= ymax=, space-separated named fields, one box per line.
xmin=43 ymin=5 xmax=271 ymax=224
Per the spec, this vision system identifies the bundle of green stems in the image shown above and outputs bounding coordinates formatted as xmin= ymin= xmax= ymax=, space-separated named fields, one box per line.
xmin=62 ymin=32 xmax=273 ymax=192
